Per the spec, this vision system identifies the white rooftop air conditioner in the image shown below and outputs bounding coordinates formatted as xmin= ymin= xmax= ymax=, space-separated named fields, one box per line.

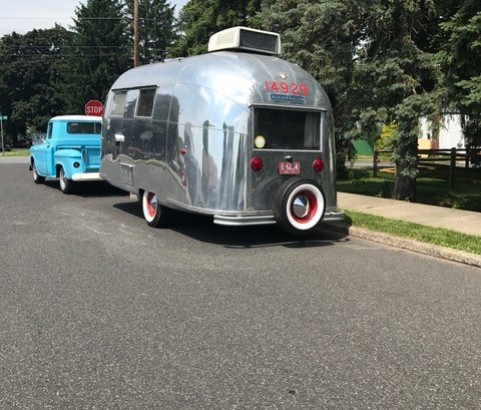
xmin=208 ymin=26 xmax=281 ymax=56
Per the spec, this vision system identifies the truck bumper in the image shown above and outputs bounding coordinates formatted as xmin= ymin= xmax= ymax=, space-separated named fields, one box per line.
xmin=71 ymin=172 xmax=103 ymax=182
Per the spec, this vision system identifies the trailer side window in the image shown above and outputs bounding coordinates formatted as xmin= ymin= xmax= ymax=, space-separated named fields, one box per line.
xmin=111 ymin=92 xmax=127 ymax=116
xmin=254 ymin=108 xmax=321 ymax=150
xmin=136 ymin=89 xmax=156 ymax=117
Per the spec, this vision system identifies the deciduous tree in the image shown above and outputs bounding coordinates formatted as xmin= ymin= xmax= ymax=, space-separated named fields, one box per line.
xmin=0 ymin=26 xmax=72 ymax=140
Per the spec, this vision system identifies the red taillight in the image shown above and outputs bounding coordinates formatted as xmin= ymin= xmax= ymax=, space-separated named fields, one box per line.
xmin=313 ymin=158 xmax=324 ymax=172
xmin=251 ymin=156 xmax=264 ymax=172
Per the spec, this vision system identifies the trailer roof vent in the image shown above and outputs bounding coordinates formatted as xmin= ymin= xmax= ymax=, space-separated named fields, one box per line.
xmin=208 ymin=27 xmax=281 ymax=56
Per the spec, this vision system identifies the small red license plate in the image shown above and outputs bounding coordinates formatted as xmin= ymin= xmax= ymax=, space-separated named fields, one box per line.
xmin=278 ymin=161 xmax=301 ymax=175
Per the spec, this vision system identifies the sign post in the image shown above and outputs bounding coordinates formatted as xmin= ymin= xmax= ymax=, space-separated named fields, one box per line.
xmin=0 ymin=114 xmax=7 ymax=156
xmin=85 ymin=100 xmax=104 ymax=117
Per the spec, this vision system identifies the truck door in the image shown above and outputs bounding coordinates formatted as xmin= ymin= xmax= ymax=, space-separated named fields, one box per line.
xmin=35 ymin=122 xmax=54 ymax=176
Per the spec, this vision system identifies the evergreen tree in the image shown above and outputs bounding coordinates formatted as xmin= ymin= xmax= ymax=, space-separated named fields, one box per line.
xmin=442 ymin=0 xmax=481 ymax=146
xmin=256 ymin=0 xmax=373 ymax=178
xmin=59 ymin=0 xmax=130 ymax=113
xmin=170 ymin=0 xmax=261 ymax=57
xmin=258 ymin=0 xmax=451 ymax=200
xmin=125 ymin=0 xmax=178 ymax=64
xmin=356 ymin=0 xmax=446 ymax=200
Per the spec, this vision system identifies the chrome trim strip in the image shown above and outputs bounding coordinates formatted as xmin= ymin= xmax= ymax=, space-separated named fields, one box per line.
xmin=321 ymin=210 xmax=345 ymax=222
xmin=214 ymin=214 xmax=277 ymax=226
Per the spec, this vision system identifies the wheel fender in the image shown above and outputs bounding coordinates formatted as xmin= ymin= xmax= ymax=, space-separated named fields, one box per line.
xmin=272 ymin=177 xmax=326 ymax=234
xmin=54 ymin=149 xmax=82 ymax=179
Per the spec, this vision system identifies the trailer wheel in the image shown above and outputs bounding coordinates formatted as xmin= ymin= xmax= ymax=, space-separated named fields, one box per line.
xmin=142 ymin=191 xmax=170 ymax=227
xmin=59 ymin=167 xmax=74 ymax=194
xmin=32 ymin=161 xmax=45 ymax=184
xmin=273 ymin=178 xmax=325 ymax=234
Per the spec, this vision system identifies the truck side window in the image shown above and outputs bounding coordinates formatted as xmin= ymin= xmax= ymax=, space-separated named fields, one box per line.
xmin=47 ymin=123 xmax=53 ymax=139
xmin=136 ymin=89 xmax=156 ymax=117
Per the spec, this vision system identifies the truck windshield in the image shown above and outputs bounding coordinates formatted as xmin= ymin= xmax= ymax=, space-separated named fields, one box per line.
xmin=67 ymin=122 xmax=102 ymax=135
xmin=254 ymin=108 xmax=320 ymax=150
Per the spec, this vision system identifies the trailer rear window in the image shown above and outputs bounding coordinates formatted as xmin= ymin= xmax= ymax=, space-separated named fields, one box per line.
xmin=254 ymin=108 xmax=320 ymax=150
xmin=67 ymin=122 xmax=101 ymax=135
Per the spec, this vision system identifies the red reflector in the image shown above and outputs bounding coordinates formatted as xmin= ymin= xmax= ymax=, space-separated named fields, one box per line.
xmin=251 ymin=156 xmax=263 ymax=172
xmin=313 ymin=158 xmax=324 ymax=172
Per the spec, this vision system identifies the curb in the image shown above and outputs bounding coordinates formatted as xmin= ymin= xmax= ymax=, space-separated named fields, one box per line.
xmin=324 ymin=223 xmax=481 ymax=269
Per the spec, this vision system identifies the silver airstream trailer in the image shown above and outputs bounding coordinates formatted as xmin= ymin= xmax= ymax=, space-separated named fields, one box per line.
xmin=100 ymin=27 xmax=343 ymax=234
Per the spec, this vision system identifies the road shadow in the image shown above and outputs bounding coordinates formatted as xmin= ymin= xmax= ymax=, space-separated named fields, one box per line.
xmin=41 ymin=179 xmax=128 ymax=198
xmin=113 ymin=199 xmax=350 ymax=249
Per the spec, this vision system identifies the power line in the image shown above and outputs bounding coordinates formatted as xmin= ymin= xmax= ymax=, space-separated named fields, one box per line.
xmin=0 ymin=16 xmax=119 ymax=20
xmin=0 ymin=16 xmax=155 ymax=21
xmin=1 ymin=45 xmax=130 ymax=49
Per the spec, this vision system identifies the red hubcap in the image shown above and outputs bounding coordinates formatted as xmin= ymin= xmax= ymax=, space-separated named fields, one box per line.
xmin=290 ymin=190 xmax=318 ymax=223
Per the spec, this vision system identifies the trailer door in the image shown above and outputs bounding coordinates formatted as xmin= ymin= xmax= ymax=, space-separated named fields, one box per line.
xmin=105 ymin=91 xmax=127 ymax=160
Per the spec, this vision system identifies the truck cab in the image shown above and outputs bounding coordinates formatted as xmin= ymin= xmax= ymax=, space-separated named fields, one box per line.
xmin=29 ymin=115 xmax=102 ymax=193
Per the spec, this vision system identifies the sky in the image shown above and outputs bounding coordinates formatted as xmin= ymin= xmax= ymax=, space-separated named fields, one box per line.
xmin=0 ymin=0 xmax=188 ymax=37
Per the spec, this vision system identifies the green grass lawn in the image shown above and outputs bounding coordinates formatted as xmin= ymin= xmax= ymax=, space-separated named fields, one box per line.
xmin=344 ymin=210 xmax=481 ymax=256
xmin=2 ymin=149 xmax=30 ymax=157
xmin=337 ymin=165 xmax=481 ymax=256
xmin=337 ymin=166 xmax=481 ymax=212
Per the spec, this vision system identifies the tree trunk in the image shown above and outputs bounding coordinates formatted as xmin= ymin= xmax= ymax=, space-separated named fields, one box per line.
xmin=392 ymin=165 xmax=416 ymax=200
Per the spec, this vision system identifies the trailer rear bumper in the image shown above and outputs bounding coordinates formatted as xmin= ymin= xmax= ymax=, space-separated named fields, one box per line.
xmin=214 ymin=209 xmax=344 ymax=227
xmin=214 ymin=214 xmax=277 ymax=226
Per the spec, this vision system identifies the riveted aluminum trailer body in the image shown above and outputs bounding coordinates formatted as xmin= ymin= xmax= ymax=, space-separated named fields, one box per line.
xmin=101 ymin=35 xmax=343 ymax=233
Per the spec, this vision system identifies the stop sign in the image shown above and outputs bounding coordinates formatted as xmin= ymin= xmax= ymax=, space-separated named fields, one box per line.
xmin=85 ymin=99 xmax=104 ymax=116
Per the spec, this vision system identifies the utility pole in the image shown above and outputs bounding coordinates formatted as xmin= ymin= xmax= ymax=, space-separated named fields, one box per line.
xmin=0 ymin=114 xmax=5 ymax=156
xmin=133 ymin=0 xmax=139 ymax=67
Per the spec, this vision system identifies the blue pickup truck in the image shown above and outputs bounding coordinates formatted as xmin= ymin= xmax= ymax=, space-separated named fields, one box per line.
xmin=29 ymin=115 xmax=102 ymax=194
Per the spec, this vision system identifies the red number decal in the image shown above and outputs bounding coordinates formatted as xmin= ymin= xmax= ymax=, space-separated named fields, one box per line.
xmin=265 ymin=80 xmax=309 ymax=96
xmin=299 ymin=83 xmax=309 ymax=96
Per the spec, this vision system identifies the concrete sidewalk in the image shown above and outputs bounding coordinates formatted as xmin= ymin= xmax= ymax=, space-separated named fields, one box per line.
xmin=336 ymin=192 xmax=481 ymax=268
xmin=338 ymin=192 xmax=481 ymax=237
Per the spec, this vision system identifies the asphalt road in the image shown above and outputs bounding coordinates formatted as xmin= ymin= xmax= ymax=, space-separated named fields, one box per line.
xmin=1 ymin=161 xmax=481 ymax=409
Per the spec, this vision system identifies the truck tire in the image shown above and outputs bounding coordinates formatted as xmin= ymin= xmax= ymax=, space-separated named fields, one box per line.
xmin=59 ymin=167 xmax=74 ymax=194
xmin=272 ymin=178 xmax=325 ymax=235
xmin=32 ymin=161 xmax=45 ymax=184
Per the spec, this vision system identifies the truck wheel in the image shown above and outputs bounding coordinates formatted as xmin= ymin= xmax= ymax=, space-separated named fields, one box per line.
xmin=272 ymin=178 xmax=325 ymax=235
xmin=59 ymin=167 xmax=74 ymax=194
xmin=32 ymin=161 xmax=45 ymax=184
xmin=142 ymin=191 xmax=170 ymax=227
